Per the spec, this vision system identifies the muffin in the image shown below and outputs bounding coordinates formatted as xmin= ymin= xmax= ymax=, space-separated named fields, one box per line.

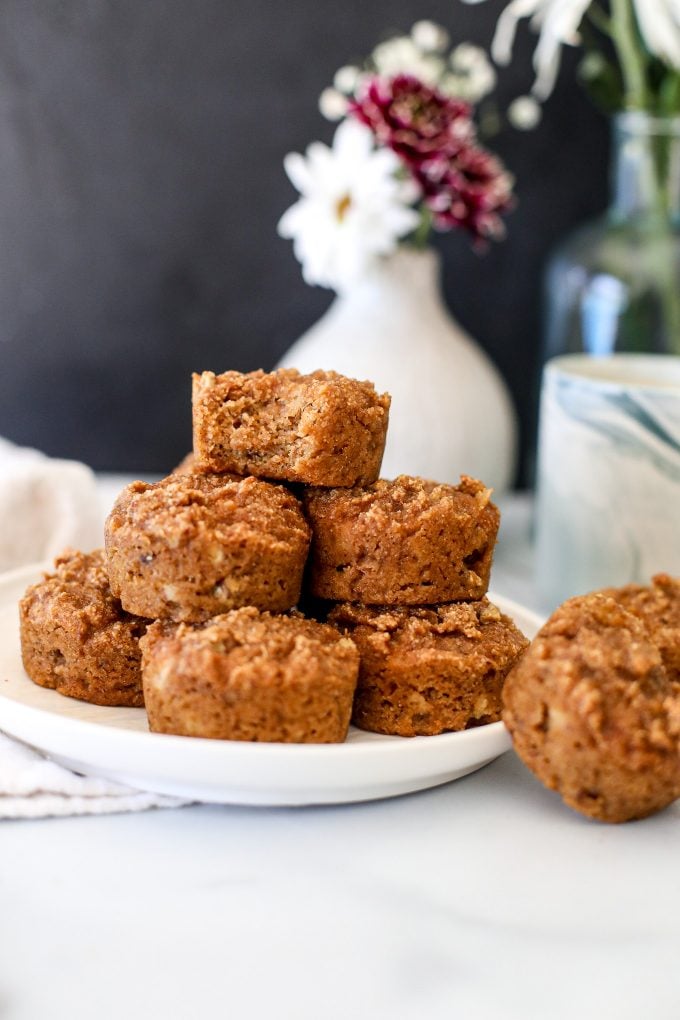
xmin=502 ymin=593 xmax=680 ymax=823
xmin=192 ymin=368 xmax=390 ymax=487
xmin=19 ymin=549 xmax=146 ymax=706
xmin=105 ymin=472 xmax=311 ymax=622
xmin=303 ymin=475 xmax=499 ymax=605
xmin=601 ymin=573 xmax=680 ymax=683
xmin=329 ymin=598 xmax=528 ymax=736
xmin=141 ymin=606 xmax=360 ymax=743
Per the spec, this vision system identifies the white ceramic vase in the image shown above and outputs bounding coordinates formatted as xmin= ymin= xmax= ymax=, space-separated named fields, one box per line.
xmin=277 ymin=247 xmax=517 ymax=492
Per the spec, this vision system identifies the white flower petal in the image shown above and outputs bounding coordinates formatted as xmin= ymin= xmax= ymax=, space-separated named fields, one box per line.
xmin=333 ymin=118 xmax=375 ymax=165
xmin=278 ymin=119 xmax=419 ymax=291
xmin=531 ymin=0 xmax=590 ymax=99
xmin=490 ymin=0 xmax=591 ymax=98
xmin=492 ymin=0 xmax=544 ymax=65
xmin=282 ymin=152 xmax=314 ymax=195
xmin=633 ymin=0 xmax=680 ymax=68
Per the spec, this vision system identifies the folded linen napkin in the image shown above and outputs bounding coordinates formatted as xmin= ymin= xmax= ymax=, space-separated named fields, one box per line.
xmin=0 ymin=437 xmax=102 ymax=572
xmin=0 ymin=443 xmax=189 ymax=818
xmin=0 ymin=732 xmax=188 ymax=819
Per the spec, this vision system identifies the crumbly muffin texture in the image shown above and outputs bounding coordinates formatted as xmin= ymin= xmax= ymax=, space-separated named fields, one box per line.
xmin=330 ymin=598 xmax=529 ymax=736
xmin=601 ymin=573 xmax=680 ymax=683
xmin=105 ymin=472 xmax=310 ymax=622
xmin=141 ymin=606 xmax=360 ymax=742
xmin=502 ymin=593 xmax=680 ymax=824
xmin=304 ymin=474 xmax=499 ymax=605
xmin=192 ymin=368 xmax=390 ymax=487
xmin=19 ymin=549 xmax=146 ymax=706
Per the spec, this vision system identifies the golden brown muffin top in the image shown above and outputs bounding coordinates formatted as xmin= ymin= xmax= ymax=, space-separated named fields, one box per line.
xmin=21 ymin=549 xmax=144 ymax=636
xmin=528 ymin=593 xmax=680 ymax=759
xmin=304 ymin=474 xmax=496 ymax=525
xmin=193 ymin=367 xmax=389 ymax=411
xmin=108 ymin=473 xmax=310 ymax=551
xmin=142 ymin=606 xmax=358 ymax=688
xmin=329 ymin=598 xmax=528 ymax=664
xmin=600 ymin=574 xmax=680 ymax=683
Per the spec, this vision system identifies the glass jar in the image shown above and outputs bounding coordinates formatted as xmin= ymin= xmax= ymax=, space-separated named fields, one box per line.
xmin=543 ymin=112 xmax=680 ymax=359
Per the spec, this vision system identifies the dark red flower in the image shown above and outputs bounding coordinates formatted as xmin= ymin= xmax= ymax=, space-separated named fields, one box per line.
xmin=420 ymin=145 xmax=515 ymax=242
xmin=349 ymin=74 xmax=473 ymax=168
xmin=349 ymin=73 xmax=514 ymax=244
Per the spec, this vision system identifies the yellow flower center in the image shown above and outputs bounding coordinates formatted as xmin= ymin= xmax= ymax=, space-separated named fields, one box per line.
xmin=336 ymin=193 xmax=352 ymax=221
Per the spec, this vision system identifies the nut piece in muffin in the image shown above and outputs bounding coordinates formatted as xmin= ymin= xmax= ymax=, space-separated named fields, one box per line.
xmin=192 ymin=368 xmax=390 ymax=487
xmin=141 ymin=607 xmax=360 ymax=743
xmin=19 ymin=549 xmax=146 ymax=706
xmin=304 ymin=475 xmax=499 ymax=605
xmin=600 ymin=573 xmax=680 ymax=683
xmin=502 ymin=593 xmax=680 ymax=823
xmin=329 ymin=599 xmax=528 ymax=736
xmin=105 ymin=473 xmax=311 ymax=622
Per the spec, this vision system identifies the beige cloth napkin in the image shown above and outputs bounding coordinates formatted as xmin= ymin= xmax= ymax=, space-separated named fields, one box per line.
xmin=0 ymin=441 xmax=188 ymax=818
xmin=0 ymin=437 xmax=102 ymax=571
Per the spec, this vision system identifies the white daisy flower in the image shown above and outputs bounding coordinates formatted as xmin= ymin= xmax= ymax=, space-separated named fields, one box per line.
xmin=371 ymin=35 xmax=445 ymax=84
xmin=462 ymin=0 xmax=680 ymax=99
xmin=492 ymin=0 xmax=591 ymax=99
xmin=277 ymin=119 xmax=421 ymax=292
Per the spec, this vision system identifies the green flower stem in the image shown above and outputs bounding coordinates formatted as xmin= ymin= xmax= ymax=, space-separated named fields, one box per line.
xmin=585 ymin=3 xmax=612 ymax=37
xmin=411 ymin=206 xmax=433 ymax=249
xmin=648 ymin=130 xmax=680 ymax=351
xmin=609 ymin=0 xmax=648 ymax=109
xmin=646 ymin=140 xmax=680 ymax=354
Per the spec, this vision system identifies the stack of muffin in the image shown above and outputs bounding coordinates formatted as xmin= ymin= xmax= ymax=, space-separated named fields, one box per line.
xmin=19 ymin=367 xmax=528 ymax=744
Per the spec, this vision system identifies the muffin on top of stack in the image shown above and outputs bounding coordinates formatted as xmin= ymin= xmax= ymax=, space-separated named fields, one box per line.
xmin=19 ymin=367 xmax=528 ymax=744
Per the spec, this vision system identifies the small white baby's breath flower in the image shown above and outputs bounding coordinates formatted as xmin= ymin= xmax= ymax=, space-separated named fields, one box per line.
xmin=319 ymin=87 xmax=348 ymax=121
xmin=333 ymin=65 xmax=361 ymax=94
xmin=507 ymin=94 xmax=542 ymax=129
xmin=411 ymin=20 xmax=450 ymax=52
xmin=446 ymin=43 xmax=497 ymax=101
xmin=372 ymin=36 xmax=445 ymax=84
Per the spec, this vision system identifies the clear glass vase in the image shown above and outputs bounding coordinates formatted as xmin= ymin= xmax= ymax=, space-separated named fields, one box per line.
xmin=543 ymin=112 xmax=680 ymax=359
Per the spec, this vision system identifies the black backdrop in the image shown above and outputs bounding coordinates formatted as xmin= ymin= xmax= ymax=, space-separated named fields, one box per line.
xmin=0 ymin=0 xmax=609 ymax=484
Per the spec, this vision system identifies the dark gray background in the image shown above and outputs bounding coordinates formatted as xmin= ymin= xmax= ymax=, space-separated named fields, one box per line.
xmin=0 ymin=0 xmax=609 ymax=483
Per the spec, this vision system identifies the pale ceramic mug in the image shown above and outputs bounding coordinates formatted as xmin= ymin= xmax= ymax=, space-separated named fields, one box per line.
xmin=535 ymin=353 xmax=680 ymax=611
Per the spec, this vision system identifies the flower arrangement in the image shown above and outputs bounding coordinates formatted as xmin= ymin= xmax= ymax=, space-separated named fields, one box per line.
xmin=278 ymin=22 xmax=515 ymax=291
xmin=478 ymin=0 xmax=680 ymax=114
xmin=477 ymin=0 xmax=680 ymax=353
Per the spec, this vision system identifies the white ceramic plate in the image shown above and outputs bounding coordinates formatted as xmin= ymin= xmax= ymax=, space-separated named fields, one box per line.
xmin=0 ymin=562 xmax=543 ymax=806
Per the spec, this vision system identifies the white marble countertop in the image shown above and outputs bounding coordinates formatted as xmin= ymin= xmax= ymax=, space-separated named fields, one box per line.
xmin=2 ymin=481 xmax=679 ymax=1020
